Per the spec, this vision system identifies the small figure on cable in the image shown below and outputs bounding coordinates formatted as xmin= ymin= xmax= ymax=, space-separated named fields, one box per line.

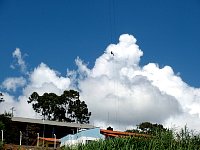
xmin=111 ymin=51 xmax=114 ymax=56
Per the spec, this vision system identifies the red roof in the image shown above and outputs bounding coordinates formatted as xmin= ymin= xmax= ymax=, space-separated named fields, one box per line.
xmin=38 ymin=137 xmax=61 ymax=143
xmin=100 ymin=129 xmax=150 ymax=138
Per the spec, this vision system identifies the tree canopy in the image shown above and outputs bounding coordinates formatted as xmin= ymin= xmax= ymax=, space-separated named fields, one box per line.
xmin=138 ymin=122 xmax=166 ymax=134
xmin=126 ymin=122 xmax=167 ymax=135
xmin=0 ymin=92 xmax=4 ymax=103
xmin=0 ymin=113 xmax=19 ymax=144
xmin=28 ymin=90 xmax=91 ymax=124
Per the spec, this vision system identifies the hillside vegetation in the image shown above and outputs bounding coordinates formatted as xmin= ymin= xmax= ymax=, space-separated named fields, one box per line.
xmin=62 ymin=126 xmax=200 ymax=150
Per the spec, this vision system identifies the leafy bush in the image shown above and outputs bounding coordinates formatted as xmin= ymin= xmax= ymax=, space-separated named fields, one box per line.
xmin=0 ymin=141 xmax=3 ymax=150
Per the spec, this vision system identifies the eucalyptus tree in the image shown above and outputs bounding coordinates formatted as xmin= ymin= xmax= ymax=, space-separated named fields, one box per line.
xmin=28 ymin=90 xmax=91 ymax=124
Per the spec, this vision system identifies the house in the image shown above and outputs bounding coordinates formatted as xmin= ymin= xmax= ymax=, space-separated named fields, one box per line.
xmin=9 ymin=117 xmax=95 ymax=146
xmin=60 ymin=128 xmax=104 ymax=147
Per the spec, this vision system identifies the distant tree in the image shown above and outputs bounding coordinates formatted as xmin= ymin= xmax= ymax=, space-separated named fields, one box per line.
xmin=138 ymin=122 xmax=153 ymax=133
xmin=0 ymin=121 xmax=4 ymax=131
xmin=0 ymin=112 xmax=41 ymax=145
xmin=28 ymin=90 xmax=91 ymax=124
xmin=126 ymin=129 xmax=140 ymax=133
xmin=0 ymin=113 xmax=19 ymax=144
xmin=0 ymin=92 xmax=4 ymax=103
xmin=138 ymin=122 xmax=166 ymax=135
xmin=126 ymin=122 xmax=167 ymax=135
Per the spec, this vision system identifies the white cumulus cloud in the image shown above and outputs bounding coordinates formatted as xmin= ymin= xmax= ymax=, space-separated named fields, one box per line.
xmin=1 ymin=34 xmax=200 ymax=131
xmin=76 ymin=34 xmax=183 ymax=129
xmin=11 ymin=48 xmax=27 ymax=73
xmin=1 ymin=62 xmax=71 ymax=118
xmin=0 ymin=92 xmax=18 ymax=114
xmin=1 ymin=77 xmax=26 ymax=92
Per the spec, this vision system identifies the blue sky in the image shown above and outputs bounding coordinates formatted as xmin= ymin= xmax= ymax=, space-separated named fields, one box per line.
xmin=1 ymin=0 xmax=200 ymax=130
xmin=1 ymin=0 xmax=200 ymax=87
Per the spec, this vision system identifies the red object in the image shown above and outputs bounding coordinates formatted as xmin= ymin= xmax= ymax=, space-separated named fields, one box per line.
xmin=38 ymin=137 xmax=60 ymax=142
xmin=100 ymin=129 xmax=150 ymax=138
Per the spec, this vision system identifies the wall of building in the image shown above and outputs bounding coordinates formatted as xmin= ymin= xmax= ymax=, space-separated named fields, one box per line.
xmin=60 ymin=128 xmax=104 ymax=147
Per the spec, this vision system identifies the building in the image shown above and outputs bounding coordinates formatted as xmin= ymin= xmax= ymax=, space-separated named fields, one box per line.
xmin=60 ymin=128 xmax=104 ymax=147
xmin=60 ymin=127 xmax=150 ymax=147
xmin=9 ymin=117 xmax=95 ymax=146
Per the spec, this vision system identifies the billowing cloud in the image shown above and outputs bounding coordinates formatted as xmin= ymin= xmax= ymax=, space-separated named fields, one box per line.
xmin=76 ymin=34 xmax=183 ymax=129
xmin=0 ymin=92 xmax=18 ymax=114
xmin=11 ymin=48 xmax=27 ymax=73
xmin=0 ymin=63 xmax=71 ymax=118
xmin=21 ymin=63 xmax=71 ymax=118
xmin=1 ymin=77 xmax=26 ymax=92
xmin=1 ymin=34 xmax=200 ymax=131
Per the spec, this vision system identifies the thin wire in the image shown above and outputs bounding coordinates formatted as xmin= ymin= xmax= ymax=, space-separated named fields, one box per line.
xmin=109 ymin=0 xmax=120 ymax=129
xmin=109 ymin=0 xmax=113 ymax=42
xmin=112 ymin=0 xmax=117 ymax=41
xmin=109 ymin=0 xmax=117 ymax=43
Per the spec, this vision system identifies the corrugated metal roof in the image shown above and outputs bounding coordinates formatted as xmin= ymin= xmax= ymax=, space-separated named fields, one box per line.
xmin=12 ymin=117 xmax=95 ymax=129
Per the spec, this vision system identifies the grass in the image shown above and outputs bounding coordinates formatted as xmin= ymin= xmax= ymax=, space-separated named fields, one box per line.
xmin=61 ymin=127 xmax=200 ymax=150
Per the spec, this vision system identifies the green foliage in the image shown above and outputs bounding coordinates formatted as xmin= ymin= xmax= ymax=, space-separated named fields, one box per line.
xmin=68 ymin=99 xmax=91 ymax=124
xmin=126 ymin=122 xmax=167 ymax=136
xmin=0 ymin=92 xmax=4 ymax=103
xmin=0 ymin=112 xmax=42 ymax=145
xmin=0 ymin=121 xmax=5 ymax=130
xmin=28 ymin=90 xmax=91 ymax=124
xmin=137 ymin=122 xmax=167 ymax=135
xmin=126 ymin=129 xmax=140 ymax=133
xmin=62 ymin=127 xmax=200 ymax=150
xmin=0 ymin=141 xmax=3 ymax=150
xmin=0 ymin=113 xmax=19 ymax=144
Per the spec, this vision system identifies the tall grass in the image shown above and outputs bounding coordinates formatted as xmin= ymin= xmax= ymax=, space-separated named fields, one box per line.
xmin=61 ymin=127 xmax=200 ymax=150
